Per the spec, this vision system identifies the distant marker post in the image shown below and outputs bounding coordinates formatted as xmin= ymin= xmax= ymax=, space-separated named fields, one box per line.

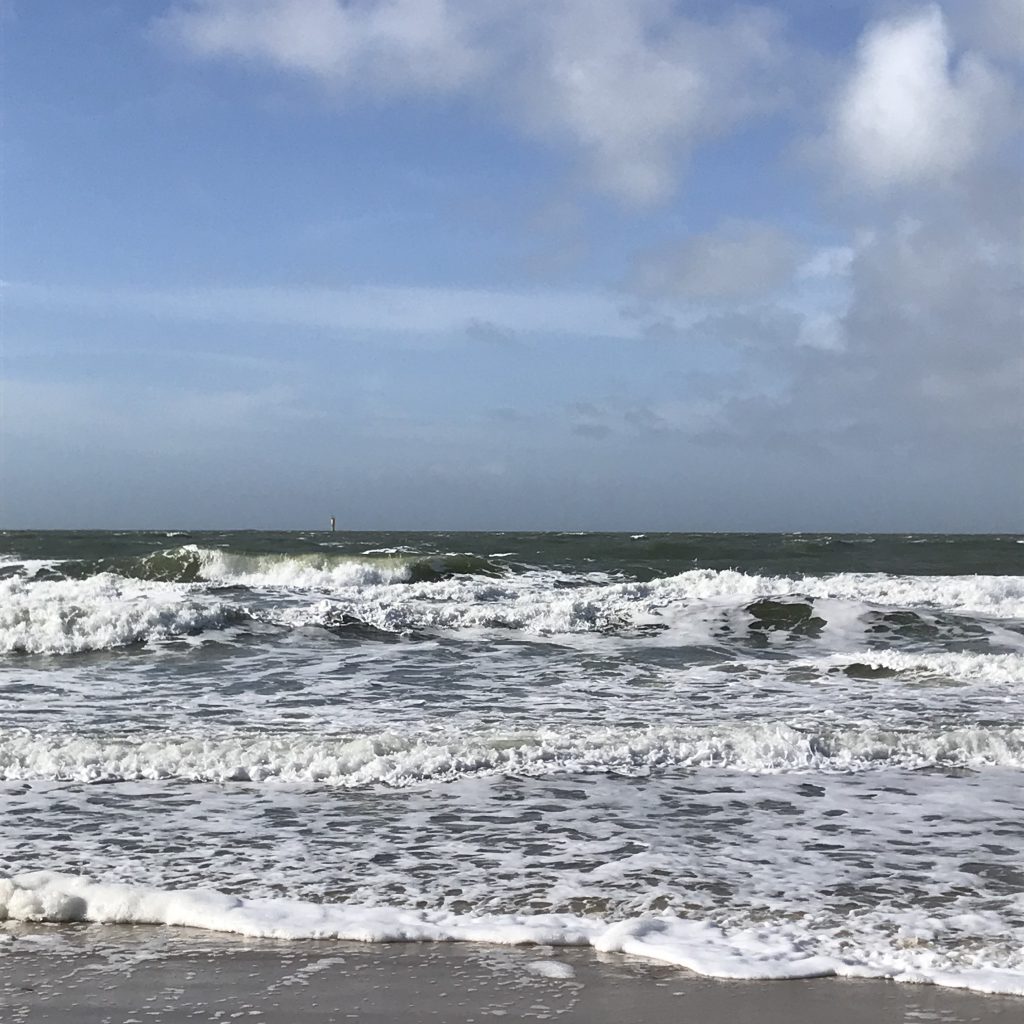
xmin=330 ymin=516 xmax=336 ymax=532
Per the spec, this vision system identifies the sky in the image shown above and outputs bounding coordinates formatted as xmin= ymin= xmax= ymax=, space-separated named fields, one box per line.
xmin=1 ymin=0 xmax=1022 ymax=531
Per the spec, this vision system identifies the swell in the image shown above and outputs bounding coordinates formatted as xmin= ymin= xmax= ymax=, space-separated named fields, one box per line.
xmin=2 ymin=722 xmax=1022 ymax=785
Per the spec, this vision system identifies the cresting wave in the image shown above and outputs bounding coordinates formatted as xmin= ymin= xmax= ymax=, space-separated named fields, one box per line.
xmin=4 ymin=563 xmax=1024 ymax=655
xmin=167 ymin=546 xmax=418 ymax=588
xmin=27 ymin=545 xmax=508 ymax=588
xmin=2 ymin=873 xmax=1022 ymax=995
xmin=3 ymin=723 xmax=1022 ymax=785
xmin=11 ymin=547 xmax=1024 ymax=616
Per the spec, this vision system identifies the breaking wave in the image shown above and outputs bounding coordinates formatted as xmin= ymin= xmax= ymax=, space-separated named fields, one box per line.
xmin=2 ymin=722 xmax=1022 ymax=785
xmin=46 ymin=546 xmax=509 ymax=588
xmin=276 ymin=569 xmax=1024 ymax=638
xmin=4 ymin=557 xmax=1023 ymax=656
xmin=0 ymin=575 xmax=244 ymax=655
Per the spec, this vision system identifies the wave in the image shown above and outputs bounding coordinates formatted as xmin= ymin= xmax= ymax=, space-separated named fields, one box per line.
xmin=2 ymin=722 xmax=1022 ymax=785
xmin=1 ymin=873 xmax=1021 ymax=994
xmin=276 ymin=569 xmax=1024 ymax=638
xmin=0 ymin=575 xmax=244 ymax=655
xmin=173 ymin=547 xmax=417 ymax=588
xmin=4 ymin=564 xmax=1023 ymax=655
xmin=45 ymin=546 xmax=510 ymax=588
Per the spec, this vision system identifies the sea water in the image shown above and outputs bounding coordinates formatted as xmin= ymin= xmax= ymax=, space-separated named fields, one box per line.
xmin=1 ymin=531 xmax=1022 ymax=993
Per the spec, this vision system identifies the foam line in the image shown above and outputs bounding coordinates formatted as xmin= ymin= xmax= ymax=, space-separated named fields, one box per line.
xmin=3 ymin=873 xmax=1022 ymax=995
xmin=3 ymin=722 xmax=1022 ymax=784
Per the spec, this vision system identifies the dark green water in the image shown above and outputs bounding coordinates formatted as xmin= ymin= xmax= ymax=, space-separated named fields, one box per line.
xmin=3 ymin=530 xmax=1021 ymax=581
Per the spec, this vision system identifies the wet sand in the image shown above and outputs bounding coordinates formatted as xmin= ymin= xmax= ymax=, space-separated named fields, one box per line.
xmin=1 ymin=926 xmax=1021 ymax=1023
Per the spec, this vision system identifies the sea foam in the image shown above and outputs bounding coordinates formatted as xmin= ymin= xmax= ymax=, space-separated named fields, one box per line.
xmin=2 ymin=873 xmax=1022 ymax=995
xmin=4 ymin=564 xmax=1023 ymax=655
xmin=275 ymin=569 xmax=1024 ymax=638
xmin=0 ymin=575 xmax=242 ymax=655
xmin=2 ymin=722 xmax=1022 ymax=784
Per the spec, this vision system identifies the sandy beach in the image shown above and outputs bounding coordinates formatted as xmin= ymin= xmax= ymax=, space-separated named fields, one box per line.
xmin=2 ymin=926 xmax=1022 ymax=1023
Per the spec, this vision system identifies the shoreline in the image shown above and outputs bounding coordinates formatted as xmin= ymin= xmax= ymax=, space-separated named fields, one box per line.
xmin=2 ymin=926 xmax=1022 ymax=1023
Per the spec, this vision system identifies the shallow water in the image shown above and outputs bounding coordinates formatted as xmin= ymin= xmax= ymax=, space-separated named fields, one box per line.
xmin=1 ymin=531 xmax=1022 ymax=992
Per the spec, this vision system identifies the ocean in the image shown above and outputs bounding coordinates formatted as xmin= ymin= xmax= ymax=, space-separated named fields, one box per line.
xmin=1 ymin=530 xmax=1023 ymax=995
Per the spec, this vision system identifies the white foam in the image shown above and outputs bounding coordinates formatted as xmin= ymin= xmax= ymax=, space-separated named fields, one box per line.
xmin=805 ymin=572 xmax=1024 ymax=618
xmin=818 ymin=650 xmax=1024 ymax=684
xmin=275 ymin=569 xmax=1024 ymax=640
xmin=0 ymin=558 xmax=63 ymax=579
xmin=6 ymin=563 xmax=1021 ymax=654
xmin=525 ymin=959 xmax=576 ymax=979
xmin=2 ymin=873 xmax=1021 ymax=995
xmin=0 ymin=575 xmax=241 ymax=655
xmin=2 ymin=722 xmax=1021 ymax=785
xmin=153 ymin=557 xmax=1024 ymax=626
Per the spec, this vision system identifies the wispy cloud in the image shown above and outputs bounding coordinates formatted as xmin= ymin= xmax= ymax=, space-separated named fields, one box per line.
xmin=160 ymin=0 xmax=490 ymax=93
xmin=4 ymin=280 xmax=650 ymax=341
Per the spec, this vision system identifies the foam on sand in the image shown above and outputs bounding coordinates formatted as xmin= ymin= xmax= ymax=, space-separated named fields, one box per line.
xmin=526 ymin=959 xmax=577 ymax=979
xmin=2 ymin=873 xmax=1022 ymax=995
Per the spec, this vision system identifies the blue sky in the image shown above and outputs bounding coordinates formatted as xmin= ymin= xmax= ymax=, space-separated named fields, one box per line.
xmin=2 ymin=0 xmax=1022 ymax=530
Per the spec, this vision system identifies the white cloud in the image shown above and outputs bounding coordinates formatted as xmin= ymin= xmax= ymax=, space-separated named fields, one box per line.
xmin=507 ymin=1 xmax=784 ymax=204
xmin=161 ymin=0 xmax=489 ymax=93
xmin=630 ymin=221 xmax=802 ymax=301
xmin=796 ymin=246 xmax=855 ymax=282
xmin=831 ymin=5 xmax=1012 ymax=189
xmin=159 ymin=0 xmax=786 ymax=204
